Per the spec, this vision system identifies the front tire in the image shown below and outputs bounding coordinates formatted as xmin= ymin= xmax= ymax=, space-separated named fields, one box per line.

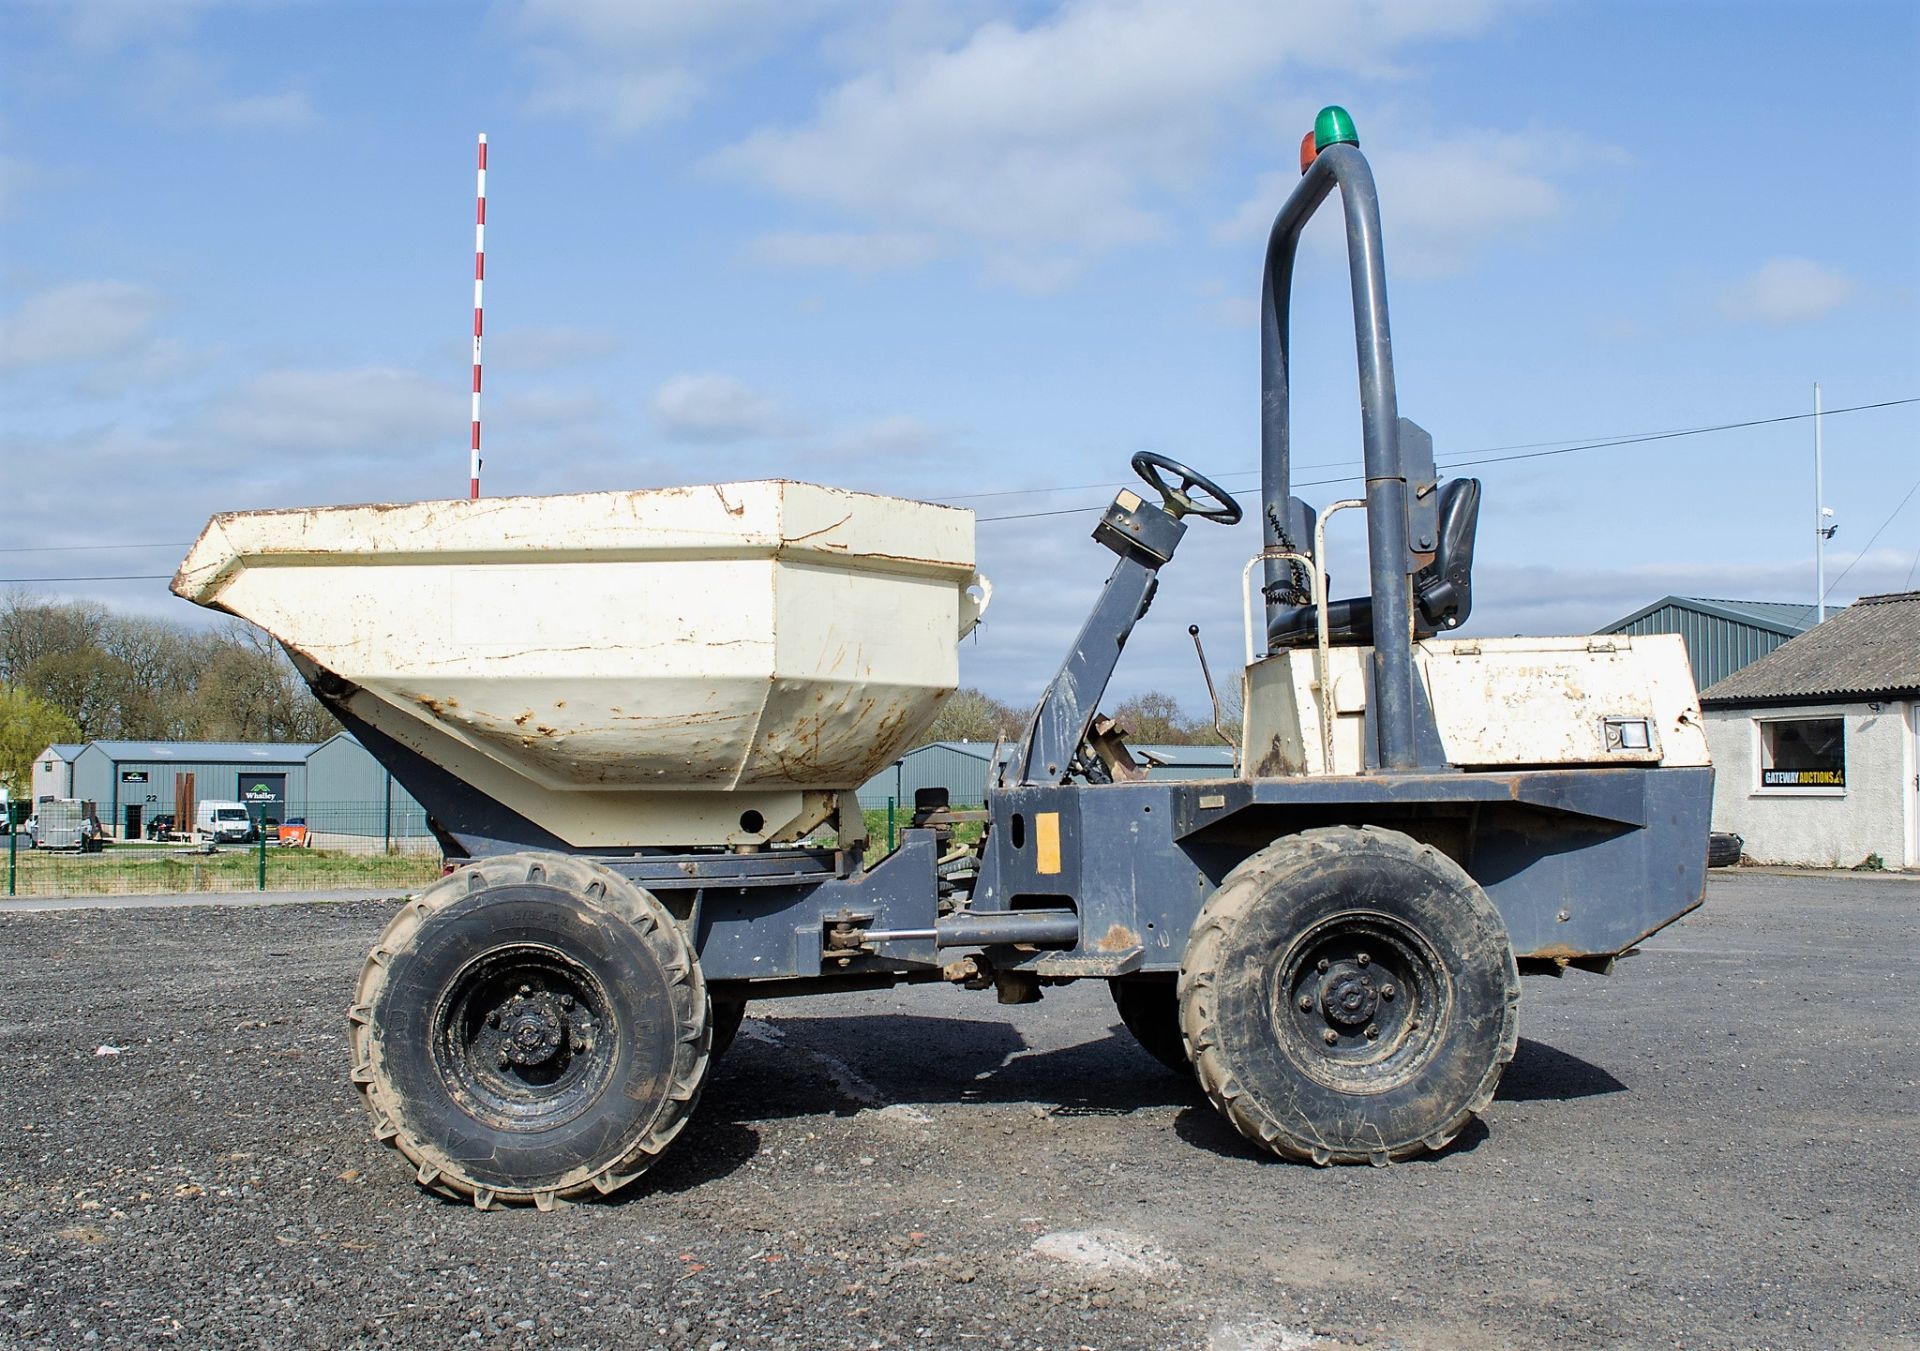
xmin=1179 ymin=826 xmax=1519 ymax=1165
xmin=349 ymin=852 xmax=711 ymax=1208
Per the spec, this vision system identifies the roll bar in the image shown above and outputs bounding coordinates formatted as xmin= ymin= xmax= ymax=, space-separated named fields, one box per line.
xmin=1258 ymin=140 xmax=1428 ymax=771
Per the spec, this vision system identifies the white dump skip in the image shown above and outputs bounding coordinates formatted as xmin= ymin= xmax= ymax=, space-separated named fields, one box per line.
xmin=174 ymin=482 xmax=987 ymax=847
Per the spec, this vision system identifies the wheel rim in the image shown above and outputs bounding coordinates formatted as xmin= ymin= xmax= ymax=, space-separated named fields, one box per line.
xmin=431 ymin=943 xmax=618 ymax=1132
xmin=1269 ymin=909 xmax=1451 ymax=1095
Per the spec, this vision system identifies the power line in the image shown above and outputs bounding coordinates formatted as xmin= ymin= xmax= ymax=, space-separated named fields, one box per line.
xmin=949 ymin=395 xmax=1918 ymax=508
xmin=977 ymin=396 xmax=1919 ymax=524
xmin=1822 ymin=473 xmax=1920 ymax=600
xmin=8 ymin=395 xmax=1914 ymax=575
xmin=1443 ymin=398 xmax=1918 ymax=474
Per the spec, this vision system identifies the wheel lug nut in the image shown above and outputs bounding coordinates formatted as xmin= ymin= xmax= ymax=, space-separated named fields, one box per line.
xmin=560 ymin=994 xmax=574 ymax=1009
xmin=1365 ymin=1024 xmax=1379 ymax=1039
xmin=1298 ymin=994 xmax=1314 ymax=1011
xmin=1356 ymin=952 xmax=1370 ymax=966
xmin=1316 ymin=958 xmax=1329 ymax=973
xmin=1322 ymin=1029 xmax=1339 ymax=1046
xmin=518 ymin=984 xmax=531 ymax=996
xmin=488 ymin=1012 xmax=502 ymax=1028
xmin=1379 ymin=983 xmax=1395 ymax=1000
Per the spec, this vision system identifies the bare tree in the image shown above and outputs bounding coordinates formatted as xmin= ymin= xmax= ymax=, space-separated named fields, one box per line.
xmin=1 ymin=596 xmax=336 ymax=744
xmin=925 ymin=687 xmax=1026 ymax=745
xmin=1109 ymin=690 xmax=1193 ymax=743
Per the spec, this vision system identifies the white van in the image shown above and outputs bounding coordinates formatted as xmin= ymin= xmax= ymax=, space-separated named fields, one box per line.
xmin=195 ymin=800 xmax=257 ymax=844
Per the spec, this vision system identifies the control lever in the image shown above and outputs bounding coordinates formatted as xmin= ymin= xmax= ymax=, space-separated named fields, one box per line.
xmin=1188 ymin=625 xmax=1234 ymax=749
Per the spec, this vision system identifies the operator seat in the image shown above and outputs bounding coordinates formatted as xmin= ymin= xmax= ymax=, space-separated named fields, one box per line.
xmin=1266 ymin=477 xmax=1481 ymax=651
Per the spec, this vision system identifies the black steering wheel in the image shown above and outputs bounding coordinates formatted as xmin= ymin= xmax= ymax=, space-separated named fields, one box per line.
xmin=1131 ymin=451 xmax=1243 ymax=525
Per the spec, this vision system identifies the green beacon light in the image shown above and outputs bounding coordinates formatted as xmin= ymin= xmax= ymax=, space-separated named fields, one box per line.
xmin=1313 ymin=105 xmax=1359 ymax=153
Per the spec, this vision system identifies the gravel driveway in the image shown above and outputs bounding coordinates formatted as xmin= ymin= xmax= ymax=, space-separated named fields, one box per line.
xmin=2 ymin=871 xmax=1916 ymax=1350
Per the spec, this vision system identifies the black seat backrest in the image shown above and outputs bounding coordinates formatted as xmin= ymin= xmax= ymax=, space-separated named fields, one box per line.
xmin=1266 ymin=477 xmax=1481 ymax=651
xmin=1414 ymin=477 xmax=1480 ymax=632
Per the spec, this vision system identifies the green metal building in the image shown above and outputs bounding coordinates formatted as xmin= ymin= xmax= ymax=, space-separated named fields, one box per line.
xmin=1599 ymin=596 xmax=1817 ymax=694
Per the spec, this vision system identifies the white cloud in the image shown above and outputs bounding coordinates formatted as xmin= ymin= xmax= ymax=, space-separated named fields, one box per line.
xmin=513 ymin=0 xmax=833 ymax=134
xmin=1718 ymin=257 xmax=1858 ymax=327
xmin=0 ymin=280 xmax=167 ymax=370
xmin=23 ymin=6 xmax=319 ymax=132
xmin=55 ymin=0 xmax=216 ymax=54
xmin=1219 ymin=129 xmax=1627 ymax=278
xmin=649 ymin=372 xmax=786 ymax=443
xmin=832 ymin=415 xmax=947 ymax=460
xmin=714 ymin=0 xmax=1514 ymax=281
xmin=489 ymin=325 xmax=623 ymax=373
xmin=1467 ymin=554 xmax=1920 ymax=637
xmin=197 ymin=367 xmax=462 ymax=453
xmin=130 ymin=48 xmax=318 ymax=132
xmin=749 ymin=230 xmax=944 ymax=272
xmin=204 ymin=90 xmax=316 ymax=130
xmin=495 ymin=386 xmax=606 ymax=427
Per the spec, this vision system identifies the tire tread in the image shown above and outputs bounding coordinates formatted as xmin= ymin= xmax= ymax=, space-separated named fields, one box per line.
xmin=348 ymin=852 xmax=711 ymax=1207
xmin=1177 ymin=825 xmax=1520 ymax=1166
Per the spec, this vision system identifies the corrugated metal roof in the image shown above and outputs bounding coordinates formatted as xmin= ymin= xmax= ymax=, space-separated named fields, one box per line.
xmin=1601 ymin=595 xmax=1816 ymax=638
xmin=912 ymin=741 xmax=994 ymax=760
xmin=1600 ymin=594 xmax=1820 ymax=691
xmin=1700 ymin=591 xmax=1920 ymax=704
xmin=80 ymin=740 xmax=320 ymax=762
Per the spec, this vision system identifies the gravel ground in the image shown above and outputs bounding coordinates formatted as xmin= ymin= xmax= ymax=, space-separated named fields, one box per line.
xmin=1 ymin=871 xmax=1916 ymax=1351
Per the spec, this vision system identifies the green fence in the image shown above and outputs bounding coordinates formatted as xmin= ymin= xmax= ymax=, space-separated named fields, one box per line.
xmin=5 ymin=800 xmax=442 ymax=899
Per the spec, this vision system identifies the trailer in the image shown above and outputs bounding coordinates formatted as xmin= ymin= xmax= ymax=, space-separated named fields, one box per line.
xmin=29 ymin=799 xmax=105 ymax=853
xmin=175 ymin=108 xmax=1712 ymax=1208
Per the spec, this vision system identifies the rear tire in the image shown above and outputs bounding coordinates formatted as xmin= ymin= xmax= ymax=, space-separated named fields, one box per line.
xmin=1179 ymin=825 xmax=1519 ymax=1165
xmin=1109 ymin=977 xmax=1190 ymax=1075
xmin=349 ymin=852 xmax=711 ymax=1208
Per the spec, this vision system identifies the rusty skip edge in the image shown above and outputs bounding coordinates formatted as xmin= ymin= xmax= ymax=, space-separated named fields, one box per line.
xmin=171 ymin=484 xmax=978 ymax=585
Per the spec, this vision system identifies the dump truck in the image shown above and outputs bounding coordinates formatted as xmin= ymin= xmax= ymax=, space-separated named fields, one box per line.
xmin=174 ymin=108 xmax=1712 ymax=1209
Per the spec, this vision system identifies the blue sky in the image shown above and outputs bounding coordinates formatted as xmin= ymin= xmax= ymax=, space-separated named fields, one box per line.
xmin=3 ymin=0 xmax=1915 ymax=712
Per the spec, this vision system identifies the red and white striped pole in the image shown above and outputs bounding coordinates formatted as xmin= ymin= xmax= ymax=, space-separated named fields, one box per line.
xmin=469 ymin=133 xmax=486 ymax=500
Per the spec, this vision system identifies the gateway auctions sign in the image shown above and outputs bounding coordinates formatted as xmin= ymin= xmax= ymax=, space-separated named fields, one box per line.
xmin=1762 ymin=768 xmax=1844 ymax=788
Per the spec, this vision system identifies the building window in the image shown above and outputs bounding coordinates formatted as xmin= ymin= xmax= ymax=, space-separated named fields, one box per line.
xmin=1757 ymin=717 xmax=1845 ymax=790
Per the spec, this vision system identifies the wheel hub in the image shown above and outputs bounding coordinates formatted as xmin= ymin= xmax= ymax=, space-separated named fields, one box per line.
xmin=1318 ymin=964 xmax=1378 ymax=1027
xmin=441 ymin=952 xmax=608 ymax=1125
xmin=499 ymin=990 xmax=567 ymax=1067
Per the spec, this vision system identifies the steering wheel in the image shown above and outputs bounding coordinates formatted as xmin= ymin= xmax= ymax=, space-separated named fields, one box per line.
xmin=1130 ymin=451 xmax=1244 ymax=525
